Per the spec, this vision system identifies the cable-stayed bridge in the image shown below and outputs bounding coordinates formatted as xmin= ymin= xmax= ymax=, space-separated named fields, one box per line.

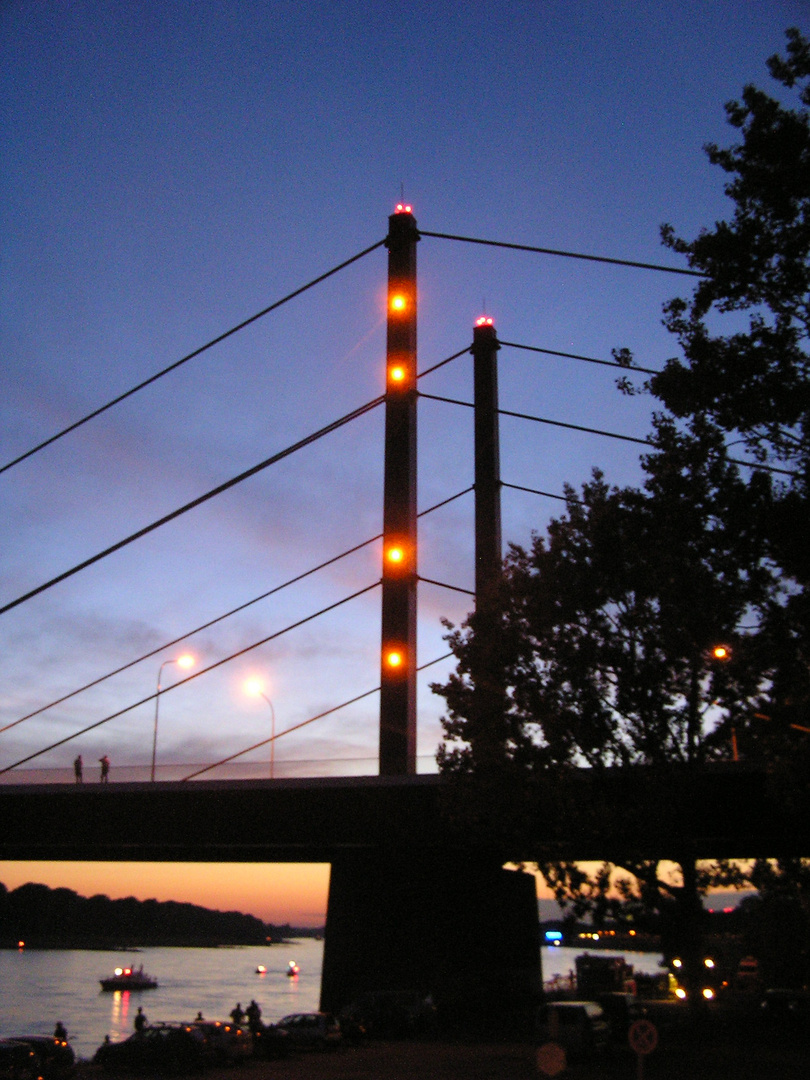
xmin=1 ymin=207 xmax=803 ymax=1014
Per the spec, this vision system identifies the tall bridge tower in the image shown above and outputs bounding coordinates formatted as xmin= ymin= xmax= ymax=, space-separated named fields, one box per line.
xmin=379 ymin=204 xmax=419 ymax=775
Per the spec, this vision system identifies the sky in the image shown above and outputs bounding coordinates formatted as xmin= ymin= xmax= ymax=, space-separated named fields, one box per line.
xmin=1 ymin=1 xmax=805 ymax=922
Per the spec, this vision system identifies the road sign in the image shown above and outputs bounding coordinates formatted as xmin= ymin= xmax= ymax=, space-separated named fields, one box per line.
xmin=629 ymin=1017 xmax=659 ymax=1054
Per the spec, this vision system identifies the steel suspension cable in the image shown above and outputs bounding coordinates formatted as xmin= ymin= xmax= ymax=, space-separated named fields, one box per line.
xmin=0 ymin=239 xmax=387 ymax=476
xmin=180 ymin=651 xmax=455 ymax=781
xmin=500 ymin=340 xmax=660 ymax=376
xmin=0 ymin=395 xmax=385 ymax=617
xmin=1 ymin=486 xmax=473 ymax=734
xmin=420 ymin=392 xmax=798 ymax=477
xmin=419 ymin=391 xmax=648 ymax=445
xmin=0 ymin=343 xmax=468 ymax=620
xmin=0 ymin=582 xmax=381 ymax=774
xmin=419 ymin=229 xmax=704 ymax=277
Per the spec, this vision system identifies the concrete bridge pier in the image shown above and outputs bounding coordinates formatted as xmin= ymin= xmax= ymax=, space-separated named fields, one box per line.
xmin=320 ymin=849 xmax=541 ymax=1027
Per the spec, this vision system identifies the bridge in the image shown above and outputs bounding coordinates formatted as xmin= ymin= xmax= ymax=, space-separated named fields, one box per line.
xmin=2 ymin=207 xmax=804 ymax=1016
xmin=2 ymin=762 xmax=808 ymax=1013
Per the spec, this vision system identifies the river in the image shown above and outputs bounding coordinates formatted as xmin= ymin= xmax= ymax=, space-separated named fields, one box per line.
xmin=1 ymin=942 xmax=666 ymax=1061
xmin=0 ymin=941 xmax=323 ymax=1061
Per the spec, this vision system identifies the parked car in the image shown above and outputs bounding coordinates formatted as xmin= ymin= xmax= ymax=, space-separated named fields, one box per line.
xmin=0 ymin=1040 xmax=39 ymax=1080
xmin=188 ymin=1021 xmax=251 ymax=1063
xmin=9 ymin=1037 xmax=75 ymax=1080
xmin=94 ymin=1023 xmax=210 ymax=1072
xmin=535 ymin=1001 xmax=610 ymax=1057
xmin=251 ymin=1022 xmax=290 ymax=1059
xmin=340 ymin=991 xmax=437 ymax=1039
xmin=276 ymin=1013 xmax=342 ymax=1050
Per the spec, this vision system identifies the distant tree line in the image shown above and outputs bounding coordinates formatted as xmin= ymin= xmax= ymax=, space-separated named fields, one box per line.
xmin=0 ymin=880 xmax=319 ymax=947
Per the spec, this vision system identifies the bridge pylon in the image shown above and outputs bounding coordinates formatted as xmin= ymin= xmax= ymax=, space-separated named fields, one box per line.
xmin=379 ymin=205 xmax=419 ymax=775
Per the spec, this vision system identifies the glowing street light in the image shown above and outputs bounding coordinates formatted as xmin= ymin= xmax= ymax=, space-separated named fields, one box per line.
xmin=151 ymin=653 xmax=194 ymax=782
xmin=244 ymin=677 xmax=276 ymax=779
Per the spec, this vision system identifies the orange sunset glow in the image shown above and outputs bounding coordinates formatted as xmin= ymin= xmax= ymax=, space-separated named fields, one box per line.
xmin=0 ymin=862 xmax=330 ymax=928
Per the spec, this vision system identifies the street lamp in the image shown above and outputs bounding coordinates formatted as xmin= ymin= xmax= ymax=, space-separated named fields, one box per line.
xmin=151 ymin=653 xmax=194 ymax=782
xmin=244 ymin=677 xmax=276 ymax=778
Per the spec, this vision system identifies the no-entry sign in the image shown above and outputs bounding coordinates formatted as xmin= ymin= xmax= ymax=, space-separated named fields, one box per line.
xmin=628 ymin=1018 xmax=659 ymax=1055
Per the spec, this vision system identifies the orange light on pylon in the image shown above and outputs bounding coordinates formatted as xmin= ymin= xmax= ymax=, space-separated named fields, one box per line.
xmin=385 ymin=649 xmax=404 ymax=669
xmin=386 ymin=544 xmax=405 ymax=565
xmin=389 ymin=365 xmax=406 ymax=383
xmin=390 ymin=293 xmax=407 ymax=313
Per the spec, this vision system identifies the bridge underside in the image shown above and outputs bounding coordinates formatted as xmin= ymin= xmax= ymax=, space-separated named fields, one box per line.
xmin=2 ymin=766 xmax=807 ymax=1020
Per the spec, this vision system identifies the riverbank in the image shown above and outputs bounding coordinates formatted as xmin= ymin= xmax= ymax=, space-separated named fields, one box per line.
xmin=72 ymin=1011 xmax=810 ymax=1080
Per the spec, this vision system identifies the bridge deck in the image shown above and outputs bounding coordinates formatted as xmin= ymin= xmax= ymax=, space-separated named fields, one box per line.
xmin=1 ymin=765 xmax=807 ymax=864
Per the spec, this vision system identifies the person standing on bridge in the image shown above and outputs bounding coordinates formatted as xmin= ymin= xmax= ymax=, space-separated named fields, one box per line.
xmin=73 ymin=755 xmax=82 ymax=783
xmin=99 ymin=755 xmax=110 ymax=782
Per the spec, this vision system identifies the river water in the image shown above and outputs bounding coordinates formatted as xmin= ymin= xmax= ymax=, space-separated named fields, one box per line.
xmin=1 ymin=942 xmax=666 ymax=1061
xmin=0 ymin=941 xmax=323 ymax=1062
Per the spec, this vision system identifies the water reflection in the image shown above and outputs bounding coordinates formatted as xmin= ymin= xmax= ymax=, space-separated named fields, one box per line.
xmin=109 ymin=990 xmax=132 ymax=1043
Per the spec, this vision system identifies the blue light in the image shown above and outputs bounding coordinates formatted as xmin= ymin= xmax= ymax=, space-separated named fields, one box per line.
xmin=545 ymin=930 xmax=563 ymax=942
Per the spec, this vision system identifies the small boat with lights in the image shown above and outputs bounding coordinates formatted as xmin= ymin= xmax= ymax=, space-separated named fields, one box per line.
xmin=100 ymin=964 xmax=158 ymax=991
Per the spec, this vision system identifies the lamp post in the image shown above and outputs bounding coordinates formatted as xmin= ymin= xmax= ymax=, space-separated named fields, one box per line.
xmin=151 ymin=653 xmax=194 ymax=782
xmin=244 ymin=677 xmax=276 ymax=778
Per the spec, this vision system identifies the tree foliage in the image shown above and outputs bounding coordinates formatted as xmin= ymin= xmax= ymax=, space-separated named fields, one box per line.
xmin=655 ymin=29 xmax=809 ymax=474
xmin=433 ymin=29 xmax=810 ymax=992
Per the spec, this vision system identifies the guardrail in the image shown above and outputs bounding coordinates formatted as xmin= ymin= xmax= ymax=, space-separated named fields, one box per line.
xmin=0 ymin=754 xmax=441 ymax=785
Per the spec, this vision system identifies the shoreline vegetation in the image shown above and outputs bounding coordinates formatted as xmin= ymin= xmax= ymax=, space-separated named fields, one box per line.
xmin=0 ymin=880 xmax=324 ymax=949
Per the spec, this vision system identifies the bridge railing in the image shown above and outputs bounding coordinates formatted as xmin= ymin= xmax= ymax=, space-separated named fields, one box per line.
xmin=0 ymin=754 xmax=441 ymax=785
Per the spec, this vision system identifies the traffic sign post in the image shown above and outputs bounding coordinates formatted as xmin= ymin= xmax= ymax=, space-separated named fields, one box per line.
xmin=628 ymin=1018 xmax=658 ymax=1079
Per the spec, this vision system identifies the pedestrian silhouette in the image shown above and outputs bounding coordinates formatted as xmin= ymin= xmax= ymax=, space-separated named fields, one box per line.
xmin=73 ymin=755 xmax=82 ymax=783
xmin=245 ymin=1000 xmax=262 ymax=1032
xmin=230 ymin=1003 xmax=244 ymax=1025
xmin=99 ymin=755 xmax=110 ymax=782
xmin=134 ymin=1007 xmax=146 ymax=1033
xmin=54 ymin=1022 xmax=67 ymax=1041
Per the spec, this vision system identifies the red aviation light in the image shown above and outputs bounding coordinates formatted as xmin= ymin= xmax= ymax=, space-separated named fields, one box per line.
xmin=395 ymin=203 xmax=413 ymax=214
xmin=476 ymin=316 xmax=494 ymax=327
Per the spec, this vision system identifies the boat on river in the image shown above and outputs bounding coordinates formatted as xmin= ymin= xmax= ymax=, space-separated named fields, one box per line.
xmin=100 ymin=964 xmax=158 ymax=991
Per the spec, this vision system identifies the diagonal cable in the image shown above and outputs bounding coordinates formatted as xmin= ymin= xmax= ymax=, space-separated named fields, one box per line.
xmin=419 ymin=391 xmax=649 ymax=445
xmin=0 ymin=344 xmax=468 ymax=621
xmin=0 ymin=582 xmax=381 ymax=774
xmin=1 ymin=239 xmax=386 ymax=476
xmin=500 ymin=340 xmax=660 ymax=376
xmin=0 ymin=395 xmax=385 ymax=617
xmin=419 ymin=229 xmax=704 ymax=277
xmin=418 ymin=576 xmax=475 ymax=596
xmin=421 ymin=392 xmax=799 ymax=475
xmin=1 ymin=486 xmax=473 ymax=734
xmin=180 ymin=652 xmax=455 ymax=781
